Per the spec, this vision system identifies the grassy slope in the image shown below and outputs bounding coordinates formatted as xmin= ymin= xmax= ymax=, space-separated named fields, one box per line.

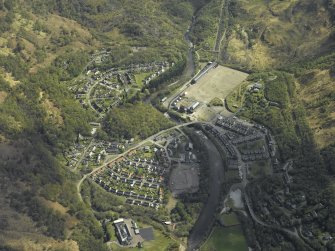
xmin=219 ymin=0 xmax=335 ymax=149
xmin=0 ymin=11 xmax=99 ymax=75
xmin=222 ymin=0 xmax=335 ymax=70
xmin=192 ymin=0 xmax=334 ymax=68
xmin=297 ymin=69 xmax=335 ymax=148
xmin=29 ymin=0 xmax=190 ymax=57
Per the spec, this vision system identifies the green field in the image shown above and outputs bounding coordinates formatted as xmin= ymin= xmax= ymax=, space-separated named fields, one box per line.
xmin=200 ymin=226 xmax=248 ymax=251
xmin=110 ymin=229 xmax=177 ymax=251
xmin=218 ymin=213 xmax=240 ymax=227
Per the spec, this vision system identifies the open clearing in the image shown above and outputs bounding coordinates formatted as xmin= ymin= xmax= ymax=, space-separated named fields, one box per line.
xmin=200 ymin=226 xmax=248 ymax=251
xmin=187 ymin=66 xmax=248 ymax=103
xmin=169 ymin=164 xmax=199 ymax=196
xmin=0 ymin=91 xmax=8 ymax=104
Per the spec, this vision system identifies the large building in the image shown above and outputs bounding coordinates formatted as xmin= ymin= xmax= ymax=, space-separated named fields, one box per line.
xmin=114 ymin=218 xmax=132 ymax=245
xmin=188 ymin=102 xmax=200 ymax=113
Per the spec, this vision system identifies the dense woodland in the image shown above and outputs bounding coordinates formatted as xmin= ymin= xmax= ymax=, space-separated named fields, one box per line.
xmin=238 ymin=60 xmax=335 ymax=249
xmin=103 ymin=103 xmax=174 ymax=140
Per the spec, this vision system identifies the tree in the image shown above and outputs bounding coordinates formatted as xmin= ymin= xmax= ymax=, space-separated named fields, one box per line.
xmin=4 ymin=0 xmax=15 ymax=10
xmin=103 ymin=103 xmax=174 ymax=139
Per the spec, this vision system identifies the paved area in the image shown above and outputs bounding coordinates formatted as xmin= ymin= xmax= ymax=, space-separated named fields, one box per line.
xmin=170 ymin=164 xmax=199 ymax=196
xmin=123 ymin=219 xmax=144 ymax=247
xmin=139 ymin=227 xmax=154 ymax=241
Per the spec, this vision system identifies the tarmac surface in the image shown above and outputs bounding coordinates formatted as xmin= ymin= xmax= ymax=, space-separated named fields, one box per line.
xmin=170 ymin=164 xmax=199 ymax=196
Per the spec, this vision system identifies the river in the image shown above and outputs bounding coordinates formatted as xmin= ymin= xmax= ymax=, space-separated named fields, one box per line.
xmin=145 ymin=16 xmax=196 ymax=105
xmin=187 ymin=131 xmax=225 ymax=251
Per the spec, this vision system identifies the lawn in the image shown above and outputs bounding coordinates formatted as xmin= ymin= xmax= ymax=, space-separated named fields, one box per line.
xmin=110 ymin=228 xmax=176 ymax=251
xmin=200 ymin=226 xmax=248 ymax=251
xmin=218 ymin=213 xmax=240 ymax=227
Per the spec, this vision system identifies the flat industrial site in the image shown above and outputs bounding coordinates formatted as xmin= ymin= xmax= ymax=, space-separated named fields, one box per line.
xmin=170 ymin=164 xmax=199 ymax=196
xmin=187 ymin=66 xmax=249 ymax=103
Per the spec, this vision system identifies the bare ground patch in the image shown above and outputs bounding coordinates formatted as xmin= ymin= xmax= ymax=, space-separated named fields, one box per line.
xmin=0 ymin=91 xmax=8 ymax=104
xmin=42 ymin=98 xmax=64 ymax=126
xmin=169 ymin=164 xmax=199 ymax=196
xmin=1 ymin=70 xmax=20 ymax=87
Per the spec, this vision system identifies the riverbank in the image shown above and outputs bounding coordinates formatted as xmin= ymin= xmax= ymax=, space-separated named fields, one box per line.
xmin=187 ymin=129 xmax=225 ymax=250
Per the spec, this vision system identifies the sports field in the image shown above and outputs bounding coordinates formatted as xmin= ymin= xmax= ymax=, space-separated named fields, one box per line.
xmin=187 ymin=66 xmax=249 ymax=103
xmin=200 ymin=226 xmax=248 ymax=251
